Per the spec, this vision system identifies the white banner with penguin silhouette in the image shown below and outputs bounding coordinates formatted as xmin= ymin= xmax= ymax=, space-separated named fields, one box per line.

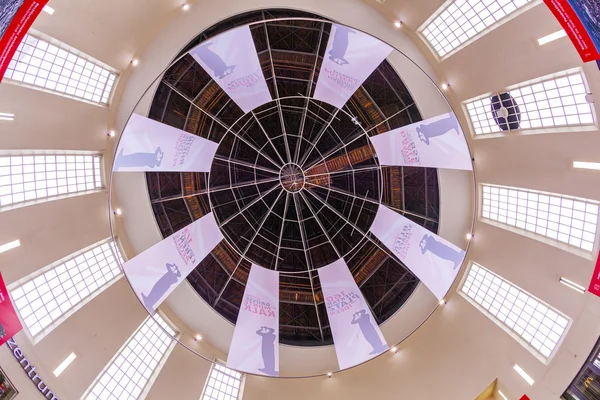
xmin=123 ymin=212 xmax=224 ymax=314
xmin=113 ymin=114 xmax=218 ymax=172
xmin=313 ymin=24 xmax=392 ymax=110
xmin=227 ymin=265 xmax=279 ymax=376
xmin=189 ymin=25 xmax=272 ymax=113
xmin=369 ymin=112 xmax=472 ymax=170
xmin=318 ymin=259 xmax=388 ymax=370
xmin=370 ymin=205 xmax=466 ymax=300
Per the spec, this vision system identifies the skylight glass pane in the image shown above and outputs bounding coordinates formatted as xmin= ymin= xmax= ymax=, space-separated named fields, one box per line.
xmin=0 ymin=153 xmax=103 ymax=209
xmin=84 ymin=314 xmax=176 ymax=400
xmin=420 ymin=0 xmax=538 ymax=58
xmin=466 ymin=71 xmax=594 ymax=135
xmin=10 ymin=239 xmax=123 ymax=339
xmin=481 ymin=184 xmax=599 ymax=252
xmin=201 ymin=363 xmax=243 ymax=400
xmin=461 ymin=262 xmax=570 ymax=360
xmin=4 ymin=33 xmax=117 ymax=106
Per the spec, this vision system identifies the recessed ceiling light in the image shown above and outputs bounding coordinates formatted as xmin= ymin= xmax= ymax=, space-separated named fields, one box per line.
xmin=394 ymin=21 xmax=402 ymax=28
xmin=0 ymin=112 xmax=15 ymax=121
xmin=182 ymin=3 xmax=190 ymax=11
xmin=131 ymin=59 xmax=139 ymax=67
xmin=441 ymin=83 xmax=449 ymax=90
xmin=497 ymin=390 xmax=509 ymax=400
xmin=391 ymin=346 xmax=398 ymax=354
xmin=195 ymin=334 xmax=202 ymax=341
xmin=42 ymin=5 xmax=55 ymax=15
xmin=108 ymin=130 xmax=115 ymax=137
xmin=439 ymin=299 xmax=446 ymax=306
xmin=559 ymin=277 xmax=586 ymax=293
xmin=327 ymin=372 xmax=332 ymax=378
xmin=537 ymin=29 xmax=567 ymax=46
xmin=573 ymin=161 xmax=600 ymax=171
xmin=53 ymin=353 xmax=76 ymax=377
xmin=513 ymin=364 xmax=534 ymax=385
xmin=0 ymin=239 xmax=21 ymax=254
xmin=113 ymin=208 xmax=122 ymax=215
xmin=466 ymin=233 xmax=473 ymax=240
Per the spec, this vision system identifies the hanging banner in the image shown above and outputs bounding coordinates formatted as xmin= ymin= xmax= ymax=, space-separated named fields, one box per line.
xmin=369 ymin=113 xmax=472 ymax=171
xmin=190 ymin=25 xmax=272 ymax=113
xmin=318 ymin=259 xmax=388 ymax=370
xmin=123 ymin=212 xmax=224 ymax=314
xmin=113 ymin=114 xmax=218 ymax=172
xmin=543 ymin=0 xmax=600 ymax=62
xmin=313 ymin=24 xmax=392 ymax=110
xmin=587 ymin=252 xmax=600 ymax=297
xmin=0 ymin=273 xmax=22 ymax=347
xmin=0 ymin=0 xmax=48 ymax=82
xmin=370 ymin=205 xmax=465 ymax=300
xmin=227 ymin=265 xmax=279 ymax=376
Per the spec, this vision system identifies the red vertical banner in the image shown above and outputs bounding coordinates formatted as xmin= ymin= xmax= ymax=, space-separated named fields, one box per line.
xmin=588 ymin=253 xmax=600 ymax=297
xmin=0 ymin=273 xmax=22 ymax=346
xmin=0 ymin=0 xmax=49 ymax=82
xmin=520 ymin=396 xmax=531 ymax=400
xmin=542 ymin=0 xmax=600 ymax=62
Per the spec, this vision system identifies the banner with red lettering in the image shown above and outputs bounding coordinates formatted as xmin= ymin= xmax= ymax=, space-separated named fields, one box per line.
xmin=0 ymin=273 xmax=22 ymax=346
xmin=0 ymin=0 xmax=48 ymax=82
xmin=370 ymin=205 xmax=465 ymax=300
xmin=189 ymin=25 xmax=272 ymax=113
xmin=318 ymin=259 xmax=388 ymax=370
xmin=588 ymin=252 xmax=600 ymax=297
xmin=123 ymin=212 xmax=224 ymax=314
xmin=369 ymin=112 xmax=472 ymax=170
xmin=113 ymin=114 xmax=218 ymax=172
xmin=313 ymin=24 xmax=392 ymax=109
xmin=543 ymin=0 xmax=600 ymax=62
xmin=227 ymin=265 xmax=279 ymax=376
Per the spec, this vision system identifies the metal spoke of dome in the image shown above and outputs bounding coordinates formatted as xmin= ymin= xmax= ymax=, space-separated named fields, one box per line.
xmin=263 ymin=22 xmax=292 ymax=163
xmin=292 ymin=192 xmax=325 ymax=341
xmin=212 ymin=188 xmax=286 ymax=307
xmin=216 ymin=184 xmax=281 ymax=227
xmin=213 ymin=154 xmax=280 ymax=175
xmin=302 ymin=127 xmax=366 ymax=171
xmin=298 ymin=108 xmax=341 ymax=168
xmin=304 ymin=165 xmax=382 ymax=179
xmin=298 ymin=191 xmax=342 ymax=259
xmin=251 ymin=112 xmax=287 ymax=166
xmin=363 ymin=102 xmax=416 ymax=135
xmin=274 ymin=192 xmax=291 ymax=271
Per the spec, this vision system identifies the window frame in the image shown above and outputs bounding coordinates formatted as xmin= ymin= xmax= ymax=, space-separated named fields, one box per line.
xmin=80 ymin=312 xmax=179 ymax=400
xmin=479 ymin=183 xmax=600 ymax=259
xmin=8 ymin=238 xmax=125 ymax=344
xmin=458 ymin=261 xmax=572 ymax=364
xmin=463 ymin=68 xmax=597 ymax=138
xmin=418 ymin=0 xmax=542 ymax=60
xmin=4 ymin=29 xmax=119 ymax=107
xmin=199 ymin=360 xmax=245 ymax=400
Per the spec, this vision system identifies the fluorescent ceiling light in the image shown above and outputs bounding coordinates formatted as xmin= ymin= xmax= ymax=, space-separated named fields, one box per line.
xmin=0 ymin=239 xmax=20 ymax=254
xmin=513 ymin=364 xmax=534 ymax=385
xmin=53 ymin=353 xmax=76 ymax=377
xmin=537 ymin=30 xmax=567 ymax=46
xmin=498 ymin=390 xmax=509 ymax=400
xmin=42 ymin=5 xmax=55 ymax=15
xmin=573 ymin=161 xmax=600 ymax=171
xmin=560 ymin=277 xmax=586 ymax=293
xmin=0 ymin=113 xmax=14 ymax=121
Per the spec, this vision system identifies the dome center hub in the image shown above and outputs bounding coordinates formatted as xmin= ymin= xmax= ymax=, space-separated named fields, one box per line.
xmin=279 ymin=163 xmax=305 ymax=193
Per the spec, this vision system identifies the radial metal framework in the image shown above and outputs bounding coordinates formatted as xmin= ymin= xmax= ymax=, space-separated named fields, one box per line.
xmin=146 ymin=9 xmax=440 ymax=345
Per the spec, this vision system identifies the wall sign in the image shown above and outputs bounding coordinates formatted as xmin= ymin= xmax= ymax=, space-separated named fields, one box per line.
xmin=6 ymin=338 xmax=59 ymax=400
xmin=587 ymin=252 xmax=600 ymax=297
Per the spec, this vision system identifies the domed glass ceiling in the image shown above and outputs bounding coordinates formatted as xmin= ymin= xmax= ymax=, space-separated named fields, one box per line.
xmin=146 ymin=9 xmax=439 ymax=346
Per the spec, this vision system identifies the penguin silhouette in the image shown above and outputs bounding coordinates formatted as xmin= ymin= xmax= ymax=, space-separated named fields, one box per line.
xmin=419 ymin=234 xmax=463 ymax=270
xmin=194 ymin=43 xmax=236 ymax=79
xmin=328 ymin=26 xmax=356 ymax=66
xmin=256 ymin=326 xmax=277 ymax=375
xmin=351 ymin=309 xmax=387 ymax=355
xmin=114 ymin=147 xmax=163 ymax=171
xmin=415 ymin=114 xmax=461 ymax=145
xmin=141 ymin=263 xmax=182 ymax=311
